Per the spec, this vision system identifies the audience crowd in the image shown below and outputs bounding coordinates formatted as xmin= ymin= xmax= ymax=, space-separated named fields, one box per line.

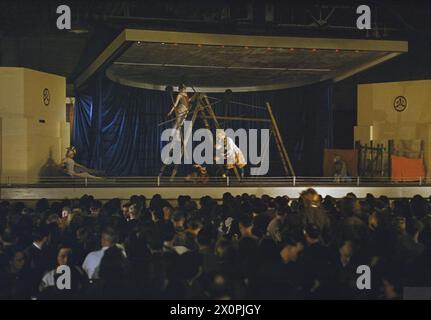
xmin=1 ymin=188 xmax=431 ymax=299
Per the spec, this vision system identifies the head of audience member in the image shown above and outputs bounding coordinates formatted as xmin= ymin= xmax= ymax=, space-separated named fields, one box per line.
xmin=151 ymin=206 xmax=164 ymax=223
xmin=172 ymin=211 xmax=186 ymax=230
xmin=238 ymin=214 xmax=254 ymax=238
xmin=130 ymin=194 xmax=139 ymax=205
xmin=32 ymin=225 xmax=50 ymax=249
xmin=410 ymin=195 xmax=429 ymax=219
xmin=160 ymin=200 xmax=173 ymax=221
xmin=89 ymin=200 xmax=102 ymax=217
xmin=105 ymin=198 xmax=121 ymax=216
xmin=215 ymin=238 xmax=235 ymax=264
xmin=122 ymin=203 xmax=131 ymax=220
xmin=340 ymin=196 xmax=361 ymax=218
xmin=197 ymin=226 xmax=216 ymax=250
xmin=149 ymin=194 xmax=162 ymax=211
xmin=1 ymin=226 xmax=18 ymax=249
xmin=368 ymin=209 xmax=385 ymax=231
xmin=222 ymin=192 xmax=234 ymax=205
xmin=186 ymin=217 xmax=203 ymax=236
xmin=177 ymin=196 xmax=187 ymax=210
xmin=300 ymin=188 xmax=321 ymax=208
xmin=279 ymin=230 xmax=304 ymax=264
xmin=128 ymin=203 xmax=140 ymax=220
xmin=304 ymin=224 xmax=320 ymax=246
xmin=322 ymin=195 xmax=336 ymax=210
xmin=186 ymin=199 xmax=198 ymax=212
xmin=252 ymin=214 xmax=270 ymax=239
xmin=56 ymin=245 xmax=73 ymax=267
xmin=394 ymin=216 xmax=407 ymax=235
xmin=379 ymin=196 xmax=390 ymax=208
xmin=101 ymin=227 xmax=118 ymax=249
xmin=35 ymin=198 xmax=50 ymax=214
xmin=76 ymin=226 xmax=91 ymax=245
xmin=5 ymin=248 xmax=26 ymax=274
xmin=138 ymin=195 xmax=147 ymax=209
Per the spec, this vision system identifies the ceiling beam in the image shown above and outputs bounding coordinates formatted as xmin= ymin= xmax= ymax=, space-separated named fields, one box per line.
xmin=124 ymin=29 xmax=409 ymax=52
xmin=334 ymin=52 xmax=402 ymax=82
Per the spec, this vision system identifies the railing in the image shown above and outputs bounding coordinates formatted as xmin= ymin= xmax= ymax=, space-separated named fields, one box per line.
xmin=0 ymin=176 xmax=430 ymax=188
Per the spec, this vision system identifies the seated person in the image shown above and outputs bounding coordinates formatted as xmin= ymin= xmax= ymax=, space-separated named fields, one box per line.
xmin=333 ymin=155 xmax=348 ymax=182
xmin=61 ymin=146 xmax=102 ymax=179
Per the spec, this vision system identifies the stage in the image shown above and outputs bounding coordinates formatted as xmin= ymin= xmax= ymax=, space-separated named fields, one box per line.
xmin=1 ymin=177 xmax=430 ymax=201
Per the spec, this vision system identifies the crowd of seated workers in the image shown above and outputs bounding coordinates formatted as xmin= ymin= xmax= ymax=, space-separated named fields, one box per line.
xmin=1 ymin=188 xmax=431 ymax=299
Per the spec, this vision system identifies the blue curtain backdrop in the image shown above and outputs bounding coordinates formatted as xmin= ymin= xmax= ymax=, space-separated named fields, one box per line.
xmin=73 ymin=74 xmax=333 ymax=176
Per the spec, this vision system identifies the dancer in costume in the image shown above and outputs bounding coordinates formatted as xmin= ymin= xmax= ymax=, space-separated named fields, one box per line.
xmin=215 ymin=131 xmax=246 ymax=178
xmin=167 ymin=84 xmax=191 ymax=129
xmin=61 ymin=146 xmax=102 ymax=179
xmin=160 ymin=84 xmax=198 ymax=177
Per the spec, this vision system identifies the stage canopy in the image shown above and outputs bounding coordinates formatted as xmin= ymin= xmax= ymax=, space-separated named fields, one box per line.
xmin=75 ymin=29 xmax=408 ymax=92
xmin=72 ymin=29 xmax=408 ymax=177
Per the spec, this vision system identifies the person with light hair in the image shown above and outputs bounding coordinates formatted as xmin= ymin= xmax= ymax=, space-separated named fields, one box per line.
xmin=215 ymin=131 xmax=246 ymax=178
xmin=61 ymin=146 xmax=101 ymax=179
xmin=333 ymin=155 xmax=348 ymax=182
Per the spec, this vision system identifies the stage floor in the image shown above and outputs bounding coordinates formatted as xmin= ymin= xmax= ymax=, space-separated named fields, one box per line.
xmin=1 ymin=177 xmax=430 ymax=201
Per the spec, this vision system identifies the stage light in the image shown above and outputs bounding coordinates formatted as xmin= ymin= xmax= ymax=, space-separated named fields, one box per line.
xmin=161 ymin=42 xmax=165 ymax=45
xmin=137 ymin=41 xmax=141 ymax=45
xmin=311 ymin=48 xmax=317 ymax=52
xmin=289 ymin=48 xmax=295 ymax=51
xmin=266 ymin=47 xmax=272 ymax=51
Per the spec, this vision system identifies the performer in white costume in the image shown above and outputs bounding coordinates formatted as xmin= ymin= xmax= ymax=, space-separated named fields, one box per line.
xmin=215 ymin=131 xmax=246 ymax=178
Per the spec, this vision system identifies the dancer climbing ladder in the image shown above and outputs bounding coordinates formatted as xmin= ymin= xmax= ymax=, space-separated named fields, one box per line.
xmin=167 ymin=84 xmax=191 ymax=129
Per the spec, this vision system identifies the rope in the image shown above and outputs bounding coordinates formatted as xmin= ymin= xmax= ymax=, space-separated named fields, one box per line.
xmin=157 ymin=99 xmax=223 ymax=127
xmin=205 ymin=95 xmax=267 ymax=111
xmin=229 ymin=100 xmax=267 ymax=111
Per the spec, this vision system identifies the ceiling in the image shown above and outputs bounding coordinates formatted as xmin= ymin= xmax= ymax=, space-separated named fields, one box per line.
xmin=0 ymin=0 xmax=427 ymax=94
xmin=76 ymin=29 xmax=408 ymax=92
xmin=107 ymin=42 xmax=392 ymax=91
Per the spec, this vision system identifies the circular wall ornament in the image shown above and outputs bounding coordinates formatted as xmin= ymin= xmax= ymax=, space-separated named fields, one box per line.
xmin=43 ymin=88 xmax=50 ymax=106
xmin=393 ymin=95 xmax=407 ymax=112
